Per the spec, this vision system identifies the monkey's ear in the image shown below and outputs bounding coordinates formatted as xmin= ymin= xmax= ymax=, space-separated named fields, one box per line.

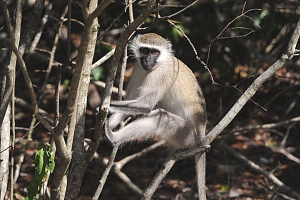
xmin=165 ymin=40 xmax=173 ymax=52
xmin=129 ymin=35 xmax=142 ymax=58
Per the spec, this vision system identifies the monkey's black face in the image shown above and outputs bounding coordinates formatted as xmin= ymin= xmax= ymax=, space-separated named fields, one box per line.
xmin=139 ymin=47 xmax=160 ymax=71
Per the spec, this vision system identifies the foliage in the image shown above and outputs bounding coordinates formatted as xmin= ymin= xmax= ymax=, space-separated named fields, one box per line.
xmin=25 ymin=144 xmax=55 ymax=200
xmin=0 ymin=0 xmax=299 ymax=199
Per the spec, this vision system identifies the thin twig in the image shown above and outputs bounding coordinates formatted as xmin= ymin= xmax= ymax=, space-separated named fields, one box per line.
xmin=92 ymin=146 xmax=119 ymax=200
xmin=117 ymin=140 xmax=165 ymax=168
xmin=204 ymin=17 xmax=300 ymax=145
xmin=67 ymin=0 xmax=72 ymax=61
xmin=160 ymin=0 xmax=200 ymax=20
xmin=88 ymin=0 xmax=114 ymax=22
xmin=91 ymin=48 xmax=116 ymax=70
xmin=280 ymin=123 xmax=295 ymax=148
xmin=97 ymin=10 xmax=125 ymax=40
xmin=141 ymin=158 xmax=176 ymax=200
xmin=231 ymin=116 xmax=300 ymax=133
xmin=19 ymin=0 xmax=46 ymax=56
xmin=87 ymin=0 xmax=157 ymax=153
xmin=166 ymin=20 xmax=215 ymax=84
xmin=259 ymin=183 xmax=296 ymax=200
xmin=206 ymin=1 xmax=261 ymax=67
xmin=113 ymin=167 xmax=144 ymax=195
xmin=38 ymin=6 xmax=68 ymax=104
xmin=141 ymin=145 xmax=209 ymax=200
xmin=29 ymin=3 xmax=52 ymax=53
xmin=0 ymin=0 xmax=38 ymax=113
xmin=116 ymin=0 xmax=133 ymax=101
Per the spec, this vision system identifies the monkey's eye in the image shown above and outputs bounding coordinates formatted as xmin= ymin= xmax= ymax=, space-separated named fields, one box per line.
xmin=139 ymin=47 xmax=149 ymax=54
xmin=150 ymin=49 xmax=160 ymax=56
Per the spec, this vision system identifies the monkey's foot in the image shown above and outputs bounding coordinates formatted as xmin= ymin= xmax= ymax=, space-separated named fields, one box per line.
xmin=104 ymin=120 xmax=119 ymax=146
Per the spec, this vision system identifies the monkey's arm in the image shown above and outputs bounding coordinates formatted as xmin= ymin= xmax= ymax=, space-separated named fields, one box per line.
xmin=109 ymin=92 xmax=160 ymax=114
xmin=108 ymin=99 xmax=153 ymax=130
xmin=110 ymin=100 xmax=151 ymax=114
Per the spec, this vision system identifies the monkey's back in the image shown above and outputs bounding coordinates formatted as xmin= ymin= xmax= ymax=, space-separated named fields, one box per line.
xmin=126 ymin=56 xmax=207 ymax=137
xmin=159 ymin=57 xmax=207 ymax=136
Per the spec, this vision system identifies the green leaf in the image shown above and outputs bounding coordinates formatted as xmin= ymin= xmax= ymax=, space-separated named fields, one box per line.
xmin=220 ymin=184 xmax=229 ymax=192
xmin=37 ymin=148 xmax=44 ymax=174
xmin=91 ymin=66 xmax=104 ymax=81
xmin=63 ymin=79 xmax=70 ymax=87
xmin=27 ymin=178 xmax=40 ymax=200
xmin=26 ymin=144 xmax=55 ymax=200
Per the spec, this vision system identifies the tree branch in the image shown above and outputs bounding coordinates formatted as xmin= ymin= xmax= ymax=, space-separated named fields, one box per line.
xmin=85 ymin=0 xmax=157 ymax=165
xmin=204 ymin=18 xmax=300 ymax=146
xmin=88 ymin=0 xmax=114 ymax=22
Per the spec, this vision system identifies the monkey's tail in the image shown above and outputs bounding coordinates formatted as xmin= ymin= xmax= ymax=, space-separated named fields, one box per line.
xmin=195 ymin=153 xmax=206 ymax=200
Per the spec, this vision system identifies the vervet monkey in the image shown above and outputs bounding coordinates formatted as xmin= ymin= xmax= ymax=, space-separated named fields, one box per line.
xmin=105 ymin=33 xmax=207 ymax=199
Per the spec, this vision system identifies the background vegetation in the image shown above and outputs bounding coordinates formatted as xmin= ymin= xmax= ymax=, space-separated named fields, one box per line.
xmin=0 ymin=0 xmax=299 ymax=199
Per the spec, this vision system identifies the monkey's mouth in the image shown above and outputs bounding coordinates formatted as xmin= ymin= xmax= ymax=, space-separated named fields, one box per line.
xmin=141 ymin=61 xmax=156 ymax=71
xmin=141 ymin=65 xmax=152 ymax=71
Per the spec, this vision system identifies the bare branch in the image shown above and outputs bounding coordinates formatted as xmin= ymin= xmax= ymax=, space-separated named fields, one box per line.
xmin=231 ymin=116 xmax=300 ymax=132
xmin=270 ymin=146 xmax=300 ymax=165
xmin=160 ymin=0 xmax=200 ymax=20
xmin=19 ymin=0 xmax=46 ymax=55
xmin=204 ymin=18 xmax=300 ymax=146
xmin=29 ymin=3 xmax=53 ymax=53
xmin=141 ymin=158 xmax=176 ymax=200
xmin=206 ymin=5 xmax=261 ymax=66
xmin=166 ymin=20 xmax=213 ymax=81
xmin=118 ymin=140 xmax=165 ymax=168
xmin=141 ymin=145 xmax=210 ymax=200
xmin=113 ymin=167 xmax=144 ymax=195
xmin=64 ymin=0 xmax=99 ymax=198
xmin=0 ymin=106 xmax=10 ymax=200
xmin=88 ymin=0 xmax=114 ymax=22
xmin=0 ymin=0 xmax=22 ymax=125
xmin=0 ymin=0 xmax=45 ymax=121
xmin=92 ymin=80 xmax=126 ymax=97
xmin=91 ymin=48 xmax=116 ymax=70
xmin=92 ymin=146 xmax=119 ymax=199
xmin=38 ymin=6 xmax=68 ymax=104
xmin=84 ymin=3 xmax=157 ymax=196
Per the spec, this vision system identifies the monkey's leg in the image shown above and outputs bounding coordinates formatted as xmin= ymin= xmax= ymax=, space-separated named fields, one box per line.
xmin=105 ymin=109 xmax=193 ymax=148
